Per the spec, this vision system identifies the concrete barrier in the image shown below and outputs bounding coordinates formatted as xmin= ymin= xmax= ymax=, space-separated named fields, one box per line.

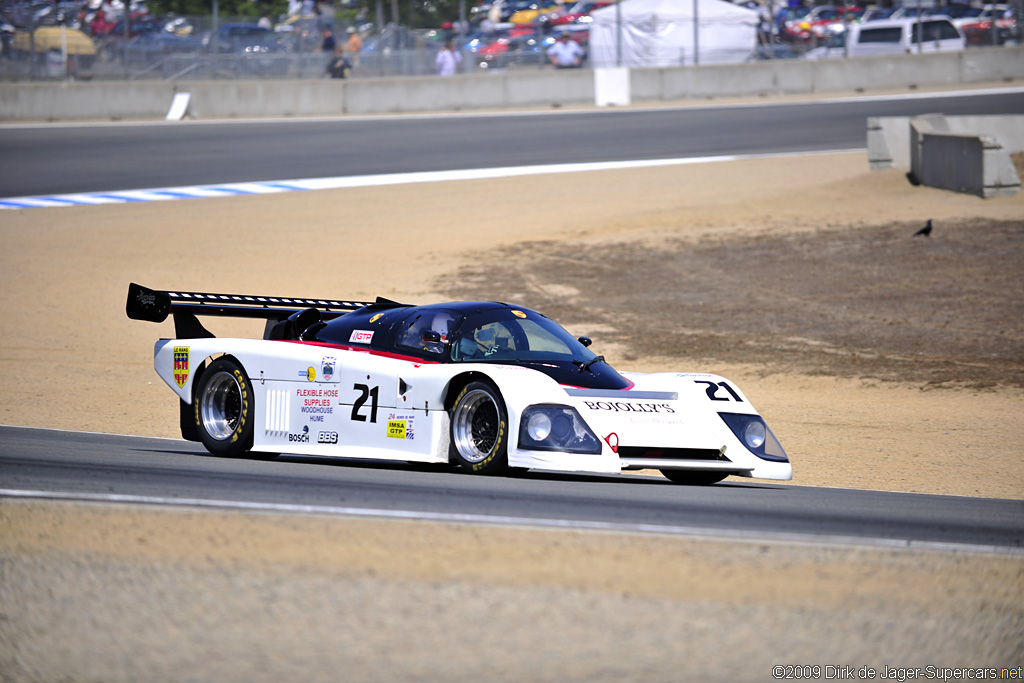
xmin=915 ymin=131 xmax=1021 ymax=197
xmin=907 ymin=114 xmax=1022 ymax=197
xmin=1 ymin=46 xmax=1022 ymax=122
xmin=869 ymin=113 xmax=1024 ymax=170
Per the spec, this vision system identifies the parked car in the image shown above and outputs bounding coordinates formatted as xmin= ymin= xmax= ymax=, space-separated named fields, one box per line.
xmin=961 ymin=4 xmax=1017 ymax=44
xmin=547 ymin=0 xmax=613 ymax=26
xmin=203 ymin=23 xmax=280 ymax=53
xmin=102 ymin=14 xmax=169 ymax=38
xmin=803 ymin=17 xmax=965 ymax=58
xmin=786 ymin=5 xmax=864 ymax=45
xmin=922 ymin=4 xmax=984 ymax=28
xmin=508 ymin=1 xmax=560 ymax=25
xmin=861 ymin=8 xmax=897 ymax=22
xmin=122 ymin=31 xmax=203 ymax=63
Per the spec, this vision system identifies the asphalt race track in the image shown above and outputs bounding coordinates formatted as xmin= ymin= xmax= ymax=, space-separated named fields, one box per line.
xmin=1 ymin=89 xmax=1022 ymax=199
xmin=1 ymin=427 xmax=1021 ymax=552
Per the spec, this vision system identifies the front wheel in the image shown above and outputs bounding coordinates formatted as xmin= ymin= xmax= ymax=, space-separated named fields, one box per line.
xmin=194 ymin=358 xmax=254 ymax=457
xmin=660 ymin=469 xmax=728 ymax=486
xmin=449 ymin=380 xmax=509 ymax=475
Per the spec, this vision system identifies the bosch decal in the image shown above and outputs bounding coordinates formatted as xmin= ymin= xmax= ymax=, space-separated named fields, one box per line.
xmin=288 ymin=426 xmax=310 ymax=443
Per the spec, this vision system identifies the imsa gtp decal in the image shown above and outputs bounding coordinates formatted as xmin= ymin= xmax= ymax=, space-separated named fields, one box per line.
xmin=349 ymin=330 xmax=374 ymax=344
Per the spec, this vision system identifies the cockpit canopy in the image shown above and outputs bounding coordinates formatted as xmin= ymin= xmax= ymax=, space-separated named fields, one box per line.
xmin=312 ymin=301 xmax=630 ymax=390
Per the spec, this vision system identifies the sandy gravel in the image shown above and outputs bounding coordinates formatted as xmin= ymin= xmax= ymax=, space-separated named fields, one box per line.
xmin=2 ymin=500 xmax=1022 ymax=682
xmin=1 ymin=127 xmax=1023 ymax=681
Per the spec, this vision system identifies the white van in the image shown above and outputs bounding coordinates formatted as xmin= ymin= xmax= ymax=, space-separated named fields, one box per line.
xmin=803 ymin=18 xmax=966 ymax=59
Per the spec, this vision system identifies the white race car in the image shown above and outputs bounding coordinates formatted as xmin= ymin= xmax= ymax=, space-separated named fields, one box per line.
xmin=127 ymin=283 xmax=792 ymax=484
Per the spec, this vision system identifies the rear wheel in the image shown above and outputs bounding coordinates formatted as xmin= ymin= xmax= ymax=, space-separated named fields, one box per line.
xmin=660 ymin=470 xmax=728 ymax=485
xmin=194 ymin=358 xmax=254 ymax=457
xmin=449 ymin=380 xmax=508 ymax=475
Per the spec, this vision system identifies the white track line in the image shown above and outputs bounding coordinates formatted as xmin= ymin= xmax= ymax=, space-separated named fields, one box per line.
xmin=0 ymin=149 xmax=860 ymax=210
xmin=1 ymin=488 xmax=1019 ymax=556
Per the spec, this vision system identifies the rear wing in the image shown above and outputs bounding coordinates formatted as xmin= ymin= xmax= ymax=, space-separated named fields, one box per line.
xmin=126 ymin=283 xmax=395 ymax=340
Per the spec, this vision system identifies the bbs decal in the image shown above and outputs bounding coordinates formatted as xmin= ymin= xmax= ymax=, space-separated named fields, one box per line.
xmin=695 ymin=380 xmax=743 ymax=402
xmin=318 ymin=431 xmax=339 ymax=444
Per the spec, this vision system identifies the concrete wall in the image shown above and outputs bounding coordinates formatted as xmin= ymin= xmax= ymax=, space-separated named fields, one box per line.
xmin=1 ymin=46 xmax=1022 ymax=122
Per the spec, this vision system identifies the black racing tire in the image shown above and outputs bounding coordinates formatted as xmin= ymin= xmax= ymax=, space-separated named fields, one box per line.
xmin=194 ymin=358 xmax=254 ymax=457
xmin=660 ymin=469 xmax=729 ymax=486
xmin=448 ymin=380 xmax=509 ymax=475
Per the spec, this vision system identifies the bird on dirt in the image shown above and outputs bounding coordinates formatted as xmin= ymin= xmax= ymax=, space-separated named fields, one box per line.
xmin=913 ymin=219 xmax=933 ymax=237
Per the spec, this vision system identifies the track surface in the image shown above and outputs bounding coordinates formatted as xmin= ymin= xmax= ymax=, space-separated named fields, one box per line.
xmin=1 ymin=427 xmax=1021 ymax=550
xmin=1 ymin=90 xmax=1022 ymax=198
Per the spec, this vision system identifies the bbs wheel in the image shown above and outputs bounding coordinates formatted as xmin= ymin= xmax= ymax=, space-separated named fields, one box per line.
xmin=660 ymin=469 xmax=728 ymax=486
xmin=449 ymin=380 xmax=508 ymax=475
xmin=194 ymin=358 xmax=254 ymax=457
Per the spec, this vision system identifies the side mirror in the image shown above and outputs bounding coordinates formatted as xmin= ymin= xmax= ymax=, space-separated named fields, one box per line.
xmin=423 ymin=330 xmax=442 ymax=343
xmin=578 ymin=336 xmax=592 ymax=348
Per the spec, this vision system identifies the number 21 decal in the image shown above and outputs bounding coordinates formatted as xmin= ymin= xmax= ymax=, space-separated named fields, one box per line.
xmin=352 ymin=383 xmax=379 ymax=422
xmin=694 ymin=380 xmax=743 ymax=402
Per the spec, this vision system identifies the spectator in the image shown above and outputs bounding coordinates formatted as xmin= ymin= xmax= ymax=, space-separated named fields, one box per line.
xmin=89 ymin=9 xmax=110 ymax=36
xmin=258 ymin=13 xmax=272 ymax=30
xmin=317 ymin=27 xmax=336 ymax=52
xmin=345 ymin=25 xmax=362 ymax=64
xmin=435 ymin=40 xmax=461 ymax=76
xmin=326 ymin=45 xmax=351 ymax=78
xmin=547 ymin=31 xmax=584 ymax=68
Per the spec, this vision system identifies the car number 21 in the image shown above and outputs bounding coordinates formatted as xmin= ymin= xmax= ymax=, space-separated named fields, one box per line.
xmin=351 ymin=383 xmax=380 ymax=423
xmin=694 ymin=380 xmax=743 ymax=402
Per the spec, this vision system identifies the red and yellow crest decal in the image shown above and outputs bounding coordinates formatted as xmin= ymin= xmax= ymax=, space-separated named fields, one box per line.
xmin=173 ymin=346 xmax=189 ymax=388
xmin=511 ymin=310 xmax=527 ymax=319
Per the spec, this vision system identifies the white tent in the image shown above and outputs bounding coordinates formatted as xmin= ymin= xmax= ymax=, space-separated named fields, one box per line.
xmin=589 ymin=0 xmax=759 ymax=68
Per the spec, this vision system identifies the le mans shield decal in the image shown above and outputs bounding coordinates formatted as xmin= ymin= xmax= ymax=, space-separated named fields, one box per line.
xmin=173 ymin=346 xmax=189 ymax=388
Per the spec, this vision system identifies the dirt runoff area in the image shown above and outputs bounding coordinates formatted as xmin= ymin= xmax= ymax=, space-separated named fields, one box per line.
xmin=1 ymin=146 xmax=1023 ymax=681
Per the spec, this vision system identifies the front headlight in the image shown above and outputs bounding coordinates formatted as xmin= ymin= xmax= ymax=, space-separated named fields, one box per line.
xmin=519 ymin=404 xmax=602 ymax=454
xmin=743 ymin=420 xmax=766 ymax=450
xmin=719 ymin=413 xmax=788 ymax=462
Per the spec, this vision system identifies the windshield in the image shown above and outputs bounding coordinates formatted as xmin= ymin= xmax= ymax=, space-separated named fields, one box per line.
xmin=452 ymin=310 xmax=597 ymax=364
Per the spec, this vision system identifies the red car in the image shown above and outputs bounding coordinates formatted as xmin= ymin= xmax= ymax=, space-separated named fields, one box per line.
xmin=960 ymin=5 xmax=1017 ymax=44
xmin=785 ymin=5 xmax=863 ymax=44
xmin=547 ymin=0 xmax=613 ymax=26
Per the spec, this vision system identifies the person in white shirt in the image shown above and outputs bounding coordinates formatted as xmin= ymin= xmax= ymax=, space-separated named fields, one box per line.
xmin=547 ymin=32 xmax=584 ymax=68
xmin=436 ymin=40 xmax=462 ymax=76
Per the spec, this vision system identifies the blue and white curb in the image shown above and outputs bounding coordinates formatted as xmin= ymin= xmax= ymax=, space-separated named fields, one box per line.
xmin=0 ymin=149 xmax=860 ymax=210
xmin=0 ymin=181 xmax=314 ymax=209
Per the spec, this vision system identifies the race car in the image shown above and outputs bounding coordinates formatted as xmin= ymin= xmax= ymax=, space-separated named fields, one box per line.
xmin=126 ymin=283 xmax=792 ymax=484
